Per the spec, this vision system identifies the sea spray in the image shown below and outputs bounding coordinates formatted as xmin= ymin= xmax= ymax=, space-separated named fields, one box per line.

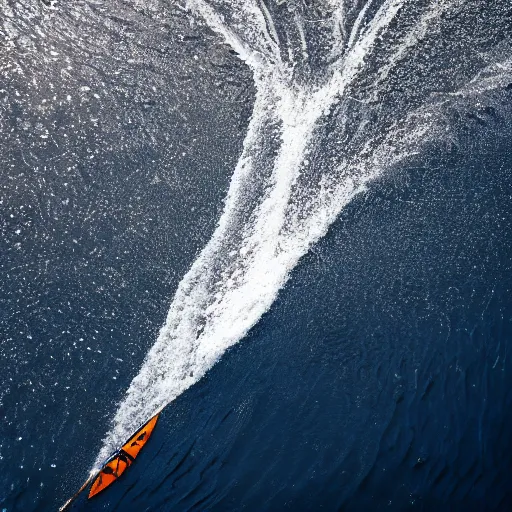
xmin=97 ymin=0 xmax=512 ymax=465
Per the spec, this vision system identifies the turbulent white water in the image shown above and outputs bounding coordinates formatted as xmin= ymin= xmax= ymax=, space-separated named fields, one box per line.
xmin=97 ymin=0 xmax=511 ymax=464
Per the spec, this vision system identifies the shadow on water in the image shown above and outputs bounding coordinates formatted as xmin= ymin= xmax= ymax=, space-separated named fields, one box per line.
xmin=60 ymin=92 xmax=512 ymax=511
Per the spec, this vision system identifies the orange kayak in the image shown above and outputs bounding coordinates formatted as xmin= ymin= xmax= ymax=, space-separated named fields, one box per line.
xmin=59 ymin=412 xmax=160 ymax=511
xmin=89 ymin=413 xmax=159 ymax=498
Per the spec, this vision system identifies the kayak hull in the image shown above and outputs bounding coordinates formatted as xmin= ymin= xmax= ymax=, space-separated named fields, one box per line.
xmin=89 ymin=413 xmax=159 ymax=498
xmin=59 ymin=412 xmax=160 ymax=511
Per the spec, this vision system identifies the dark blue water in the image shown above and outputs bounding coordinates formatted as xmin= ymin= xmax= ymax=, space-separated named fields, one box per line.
xmin=59 ymin=117 xmax=512 ymax=512
xmin=1 ymin=2 xmax=252 ymax=508
xmin=1 ymin=1 xmax=512 ymax=511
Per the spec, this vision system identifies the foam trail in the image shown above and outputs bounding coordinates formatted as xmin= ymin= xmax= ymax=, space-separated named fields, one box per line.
xmin=97 ymin=0 xmax=512 ymax=464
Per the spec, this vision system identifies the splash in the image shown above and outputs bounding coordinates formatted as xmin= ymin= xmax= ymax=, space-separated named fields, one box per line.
xmin=97 ymin=0 xmax=511 ymax=464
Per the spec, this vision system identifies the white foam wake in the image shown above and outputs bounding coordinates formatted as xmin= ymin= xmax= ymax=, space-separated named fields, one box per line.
xmin=96 ymin=0 xmax=511 ymax=464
